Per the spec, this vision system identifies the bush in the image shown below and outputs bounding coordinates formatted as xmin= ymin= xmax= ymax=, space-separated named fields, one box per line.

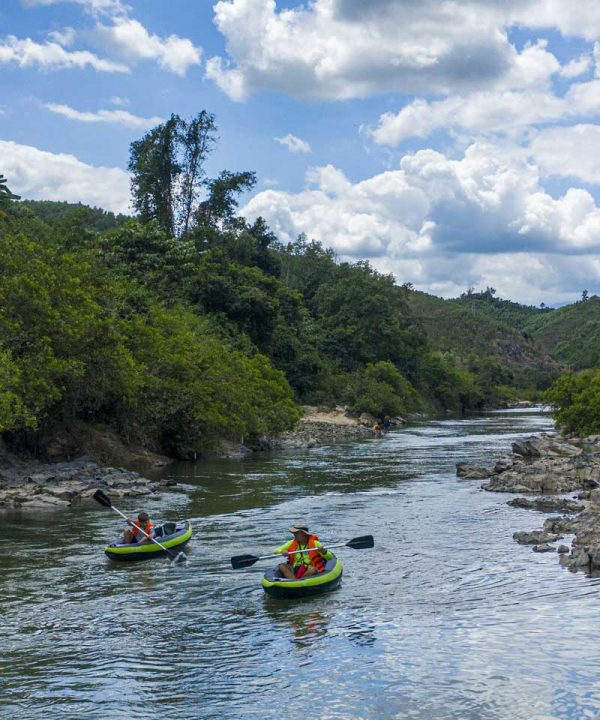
xmin=543 ymin=369 xmax=600 ymax=435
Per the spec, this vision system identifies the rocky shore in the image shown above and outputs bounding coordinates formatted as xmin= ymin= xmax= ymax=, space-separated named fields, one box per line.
xmin=0 ymin=406 xmax=403 ymax=510
xmin=0 ymin=455 xmax=176 ymax=510
xmin=457 ymin=433 xmax=600 ymax=574
xmin=268 ymin=405 xmax=404 ymax=450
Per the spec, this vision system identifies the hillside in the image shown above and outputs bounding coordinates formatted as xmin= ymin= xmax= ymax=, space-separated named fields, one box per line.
xmin=453 ymin=288 xmax=553 ymax=330
xmin=524 ymin=296 xmax=600 ymax=369
xmin=405 ymin=290 xmax=561 ymax=392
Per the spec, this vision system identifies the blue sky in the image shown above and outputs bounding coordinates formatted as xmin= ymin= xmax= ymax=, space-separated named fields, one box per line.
xmin=2 ymin=0 xmax=600 ymax=305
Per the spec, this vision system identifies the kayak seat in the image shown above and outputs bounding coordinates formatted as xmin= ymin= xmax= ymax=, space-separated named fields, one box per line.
xmin=162 ymin=522 xmax=176 ymax=536
xmin=154 ymin=526 xmax=163 ymax=538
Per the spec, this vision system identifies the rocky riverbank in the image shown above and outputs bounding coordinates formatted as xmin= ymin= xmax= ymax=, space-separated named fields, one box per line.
xmin=457 ymin=433 xmax=600 ymax=574
xmin=267 ymin=405 xmax=404 ymax=450
xmin=0 ymin=455 xmax=176 ymax=510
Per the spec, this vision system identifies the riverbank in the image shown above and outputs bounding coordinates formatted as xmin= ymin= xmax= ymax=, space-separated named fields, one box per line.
xmin=0 ymin=455 xmax=178 ymax=510
xmin=0 ymin=406 xmax=402 ymax=509
xmin=457 ymin=432 xmax=600 ymax=574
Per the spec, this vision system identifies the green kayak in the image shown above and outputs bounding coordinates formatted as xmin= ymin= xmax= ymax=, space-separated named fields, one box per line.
xmin=104 ymin=520 xmax=192 ymax=561
xmin=261 ymin=554 xmax=343 ymax=599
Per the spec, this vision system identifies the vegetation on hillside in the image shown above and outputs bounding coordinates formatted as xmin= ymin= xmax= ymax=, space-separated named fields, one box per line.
xmin=0 ymin=111 xmax=594 ymax=457
xmin=544 ymin=369 xmax=600 ymax=436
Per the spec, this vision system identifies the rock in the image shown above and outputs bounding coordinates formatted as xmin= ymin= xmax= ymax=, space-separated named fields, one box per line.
xmin=557 ymin=545 xmax=570 ymax=554
xmin=21 ymin=494 xmax=71 ymax=508
xmin=533 ymin=544 xmax=555 ymax=553
xmin=494 ymin=457 xmax=514 ymax=473
xmin=456 ymin=463 xmax=492 ymax=479
xmin=588 ymin=488 xmax=600 ymax=504
xmin=507 ymin=497 xmax=584 ymax=513
xmin=512 ymin=439 xmax=542 ymax=458
xmin=513 ymin=530 xmax=562 ymax=545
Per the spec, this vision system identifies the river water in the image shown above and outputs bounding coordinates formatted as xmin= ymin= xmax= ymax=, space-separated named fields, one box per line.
xmin=2 ymin=409 xmax=600 ymax=720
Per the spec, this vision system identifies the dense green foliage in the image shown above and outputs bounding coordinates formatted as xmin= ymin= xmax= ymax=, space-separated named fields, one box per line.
xmin=454 ymin=287 xmax=552 ymax=331
xmin=543 ymin=369 xmax=600 ymax=435
xmin=405 ymin=289 xmax=560 ymax=396
xmin=523 ymin=296 xmax=600 ymax=370
xmin=1 ymin=113 xmax=594 ymax=457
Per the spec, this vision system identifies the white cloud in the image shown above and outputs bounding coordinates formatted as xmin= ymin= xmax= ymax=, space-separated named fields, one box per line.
xmin=275 ymin=134 xmax=311 ymax=154
xmin=559 ymin=54 xmax=591 ymax=79
xmin=207 ymin=0 xmax=519 ymax=101
xmin=0 ymin=35 xmax=129 ymax=72
xmin=0 ymin=140 xmax=131 ymax=214
xmin=370 ymin=75 xmax=600 ymax=147
xmin=241 ymin=141 xmax=600 ymax=303
xmin=530 ymin=124 xmax=600 ymax=184
xmin=206 ymin=0 xmax=600 ymax=102
xmin=47 ymin=27 xmax=77 ymax=47
xmin=109 ymin=95 xmax=129 ymax=106
xmin=45 ymin=102 xmax=162 ymax=129
xmin=94 ymin=18 xmax=201 ymax=76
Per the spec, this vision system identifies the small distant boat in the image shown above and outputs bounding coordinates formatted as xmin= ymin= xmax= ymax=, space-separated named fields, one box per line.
xmin=104 ymin=520 xmax=192 ymax=562
xmin=261 ymin=555 xmax=343 ymax=599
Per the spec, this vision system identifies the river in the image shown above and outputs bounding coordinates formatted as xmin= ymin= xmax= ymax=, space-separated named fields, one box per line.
xmin=1 ymin=409 xmax=599 ymax=720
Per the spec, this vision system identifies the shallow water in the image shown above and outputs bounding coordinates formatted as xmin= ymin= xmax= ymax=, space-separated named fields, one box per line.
xmin=2 ymin=409 xmax=600 ymax=720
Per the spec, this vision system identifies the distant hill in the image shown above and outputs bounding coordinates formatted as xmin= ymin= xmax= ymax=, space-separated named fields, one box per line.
xmin=16 ymin=200 xmax=129 ymax=233
xmin=453 ymin=288 xmax=553 ymax=331
xmin=524 ymin=296 xmax=600 ymax=370
xmin=405 ymin=289 xmax=561 ymax=391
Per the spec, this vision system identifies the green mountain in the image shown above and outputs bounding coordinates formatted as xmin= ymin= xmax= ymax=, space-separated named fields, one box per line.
xmin=405 ymin=289 xmax=561 ymax=393
xmin=524 ymin=296 xmax=600 ymax=370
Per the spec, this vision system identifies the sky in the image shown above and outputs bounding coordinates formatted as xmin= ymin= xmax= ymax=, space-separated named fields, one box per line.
xmin=1 ymin=0 xmax=600 ymax=306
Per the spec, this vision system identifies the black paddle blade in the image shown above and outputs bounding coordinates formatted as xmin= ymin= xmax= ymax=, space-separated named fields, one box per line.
xmin=346 ymin=535 xmax=374 ymax=550
xmin=170 ymin=551 xmax=187 ymax=565
xmin=231 ymin=554 xmax=259 ymax=570
xmin=93 ymin=489 xmax=113 ymax=508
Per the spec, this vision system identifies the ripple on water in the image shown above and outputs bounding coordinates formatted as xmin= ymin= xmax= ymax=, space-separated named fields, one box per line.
xmin=2 ymin=409 xmax=600 ymax=719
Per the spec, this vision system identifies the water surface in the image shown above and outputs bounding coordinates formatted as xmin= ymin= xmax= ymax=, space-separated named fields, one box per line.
xmin=2 ymin=409 xmax=599 ymax=719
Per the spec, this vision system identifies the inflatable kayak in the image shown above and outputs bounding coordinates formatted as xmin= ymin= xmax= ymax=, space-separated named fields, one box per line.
xmin=104 ymin=520 xmax=192 ymax=561
xmin=261 ymin=555 xmax=343 ymax=599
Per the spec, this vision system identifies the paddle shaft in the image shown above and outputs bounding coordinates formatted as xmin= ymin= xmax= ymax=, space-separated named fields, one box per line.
xmin=257 ymin=541 xmax=349 ymax=563
xmin=107 ymin=503 xmax=180 ymax=559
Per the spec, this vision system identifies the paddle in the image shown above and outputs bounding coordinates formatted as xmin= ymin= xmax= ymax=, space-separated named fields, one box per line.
xmin=231 ymin=534 xmax=374 ymax=570
xmin=93 ymin=489 xmax=187 ymax=565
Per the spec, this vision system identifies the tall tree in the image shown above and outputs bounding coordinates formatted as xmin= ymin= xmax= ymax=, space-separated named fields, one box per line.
xmin=129 ymin=112 xmax=218 ymax=237
xmin=129 ymin=115 xmax=180 ymax=236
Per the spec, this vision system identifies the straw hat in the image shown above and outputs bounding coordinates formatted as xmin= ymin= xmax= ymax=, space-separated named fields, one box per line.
xmin=289 ymin=523 xmax=309 ymax=534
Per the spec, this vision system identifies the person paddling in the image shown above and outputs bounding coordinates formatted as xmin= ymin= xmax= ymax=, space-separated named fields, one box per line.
xmin=123 ymin=511 xmax=154 ymax=544
xmin=275 ymin=523 xmax=332 ymax=579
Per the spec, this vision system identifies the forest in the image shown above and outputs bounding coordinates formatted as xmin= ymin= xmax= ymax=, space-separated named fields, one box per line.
xmin=0 ymin=113 xmax=597 ymax=458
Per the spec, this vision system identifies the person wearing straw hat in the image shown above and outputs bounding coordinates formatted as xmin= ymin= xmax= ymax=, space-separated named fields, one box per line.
xmin=274 ymin=523 xmax=332 ymax=580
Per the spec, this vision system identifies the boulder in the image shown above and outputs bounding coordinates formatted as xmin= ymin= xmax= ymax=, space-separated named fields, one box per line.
xmin=456 ymin=463 xmax=492 ymax=480
xmin=513 ymin=530 xmax=562 ymax=545
xmin=533 ymin=544 xmax=555 ymax=553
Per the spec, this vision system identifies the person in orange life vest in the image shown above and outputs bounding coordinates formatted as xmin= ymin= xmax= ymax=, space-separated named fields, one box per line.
xmin=123 ymin=511 xmax=154 ymax=544
xmin=274 ymin=524 xmax=332 ymax=580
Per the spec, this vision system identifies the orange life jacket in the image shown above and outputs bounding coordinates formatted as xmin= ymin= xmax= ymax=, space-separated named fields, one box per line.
xmin=131 ymin=520 xmax=154 ymax=538
xmin=287 ymin=534 xmax=326 ymax=572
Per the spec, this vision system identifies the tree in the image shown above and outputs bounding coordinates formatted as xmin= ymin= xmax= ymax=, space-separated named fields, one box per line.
xmin=129 ymin=112 xmax=218 ymax=237
xmin=129 ymin=115 xmax=181 ymax=236
xmin=582 ymin=289 xmax=589 ymax=302
xmin=0 ymin=175 xmax=20 ymax=202
xmin=196 ymin=170 xmax=256 ymax=230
